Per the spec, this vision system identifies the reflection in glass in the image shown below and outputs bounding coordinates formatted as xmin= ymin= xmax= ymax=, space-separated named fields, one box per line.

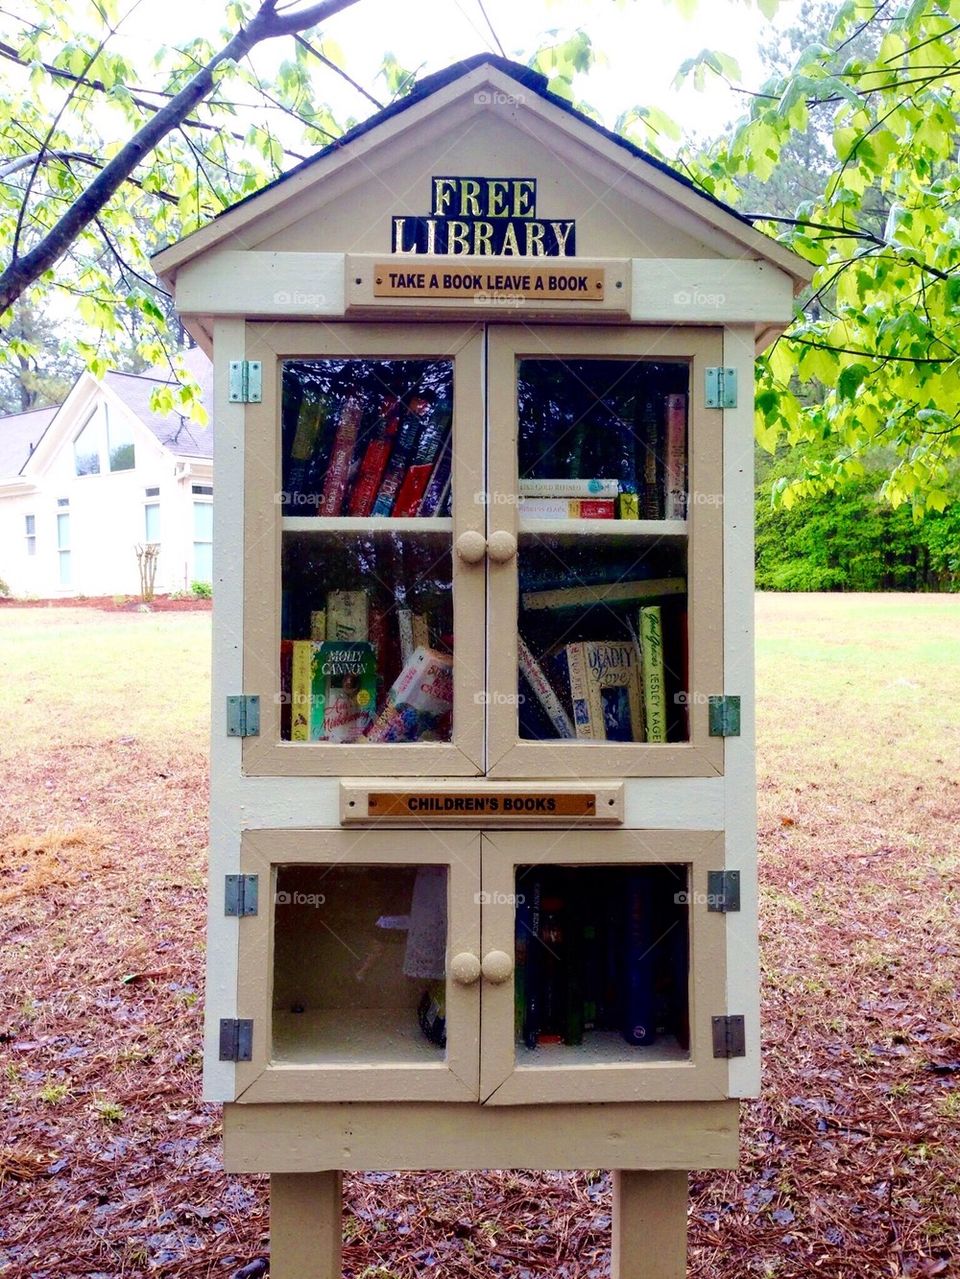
xmin=272 ymin=864 xmax=448 ymax=1063
xmin=514 ymin=864 xmax=689 ymax=1063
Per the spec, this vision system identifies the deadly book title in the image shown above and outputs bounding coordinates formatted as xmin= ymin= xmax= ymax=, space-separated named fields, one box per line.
xmin=392 ymin=177 xmax=576 ymax=256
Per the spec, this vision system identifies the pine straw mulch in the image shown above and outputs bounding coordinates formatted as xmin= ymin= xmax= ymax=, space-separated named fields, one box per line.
xmin=0 ymin=739 xmax=958 ymax=1276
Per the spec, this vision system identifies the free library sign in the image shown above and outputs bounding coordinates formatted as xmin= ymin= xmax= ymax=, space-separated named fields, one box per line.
xmin=391 ymin=176 xmax=575 ymax=256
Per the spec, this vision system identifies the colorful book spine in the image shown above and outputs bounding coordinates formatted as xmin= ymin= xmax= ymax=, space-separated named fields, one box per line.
xmin=664 ymin=393 xmax=687 ymax=520
xmin=397 ymin=609 xmax=415 ymax=663
xmin=319 ymin=393 xmax=362 ymax=516
xmin=290 ymin=639 xmax=313 ymax=742
xmin=562 ymin=874 xmax=584 ymax=1046
xmin=518 ymin=477 xmax=620 ymax=498
xmin=285 ymin=395 xmax=326 ymax=510
xmin=314 ymin=640 xmax=377 ymax=742
xmin=523 ymin=875 xmax=542 ymax=1049
xmin=392 ymin=397 xmax=452 ymax=517
xmin=346 ymin=396 xmax=401 ymax=517
xmin=617 ymin=492 xmax=640 ymax=520
xmin=309 ymin=610 xmax=327 ymax=642
xmin=418 ymin=433 xmax=452 ymax=516
xmin=518 ymin=498 xmax=616 ymax=520
xmin=515 ymin=889 xmax=530 ymax=1040
xmin=638 ymin=398 xmax=661 ymax=520
xmin=370 ymin=399 xmax=427 ymax=516
xmin=564 ymin=641 xmax=643 ymax=742
xmin=279 ymin=639 xmax=293 ymax=741
xmin=518 ymin=636 xmax=574 ymax=738
xmin=522 ymin=576 xmax=686 ymax=612
xmin=363 ymin=647 xmax=453 ymax=743
xmin=326 ymin=590 xmax=368 ymax=641
xmin=565 ymin=643 xmax=593 ymax=738
xmin=639 ymin=605 xmax=667 ymax=742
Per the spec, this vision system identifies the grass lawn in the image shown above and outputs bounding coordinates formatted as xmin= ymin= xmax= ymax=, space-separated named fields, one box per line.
xmin=0 ymin=596 xmax=958 ymax=1278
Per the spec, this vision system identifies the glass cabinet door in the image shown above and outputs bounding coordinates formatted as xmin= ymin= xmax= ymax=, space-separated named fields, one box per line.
xmin=478 ymin=831 xmax=729 ymax=1104
xmin=235 ymin=830 xmax=481 ymax=1103
xmin=485 ymin=325 xmax=725 ymax=778
xmin=242 ymin=323 xmax=485 ymax=776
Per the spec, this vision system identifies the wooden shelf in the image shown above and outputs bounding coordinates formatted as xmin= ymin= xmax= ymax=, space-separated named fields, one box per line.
xmin=519 ymin=518 xmax=688 ymax=539
xmin=282 ymin=516 xmax=453 ymax=535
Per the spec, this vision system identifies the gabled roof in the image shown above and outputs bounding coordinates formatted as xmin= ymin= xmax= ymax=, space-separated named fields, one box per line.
xmin=0 ymin=405 xmax=57 ymax=480
xmin=152 ymin=55 xmax=814 ymax=288
xmin=0 ymin=348 xmax=213 ymax=481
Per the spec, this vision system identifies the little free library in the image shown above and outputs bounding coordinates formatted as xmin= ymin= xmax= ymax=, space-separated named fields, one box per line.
xmin=153 ymin=54 xmax=812 ymax=1279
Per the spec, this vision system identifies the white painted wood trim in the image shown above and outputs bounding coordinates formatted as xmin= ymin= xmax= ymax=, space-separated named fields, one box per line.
xmin=174 ymin=251 xmax=345 ymax=317
xmin=631 ymin=259 xmax=795 ymax=325
xmin=204 ymin=319 xmax=247 ymax=1102
xmin=721 ymin=324 xmax=761 ymax=1097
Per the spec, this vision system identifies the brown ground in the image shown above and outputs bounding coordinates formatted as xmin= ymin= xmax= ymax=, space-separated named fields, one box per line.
xmin=0 ymin=594 xmax=211 ymax=612
xmin=0 ymin=597 xmax=957 ymax=1278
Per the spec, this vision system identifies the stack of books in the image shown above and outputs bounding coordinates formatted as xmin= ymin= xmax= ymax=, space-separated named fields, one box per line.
xmin=284 ymin=382 xmax=452 ymax=518
xmin=515 ymin=866 xmax=689 ymax=1051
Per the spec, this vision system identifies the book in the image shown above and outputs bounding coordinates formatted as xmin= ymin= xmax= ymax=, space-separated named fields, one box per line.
xmin=517 ymin=636 xmax=574 ymax=738
xmin=638 ymin=398 xmax=661 ymax=520
xmin=617 ymin=492 xmax=640 ymax=520
xmin=518 ymin=497 xmax=615 ymax=520
xmin=285 ymin=394 xmax=327 ymax=512
xmin=309 ymin=610 xmax=326 ymax=642
xmin=523 ymin=874 xmax=542 ymax=1049
xmin=564 ymin=641 xmax=643 ymax=742
xmin=622 ymin=871 xmax=658 ymax=1046
xmin=313 ymin=640 xmax=377 ymax=742
xmin=326 ymin=590 xmax=368 ymax=641
xmin=518 ymin=477 xmax=620 ymax=498
xmin=364 ymin=647 xmax=453 ymax=743
xmin=522 ymin=576 xmax=686 ymax=612
xmin=290 ymin=639 xmax=314 ymax=742
xmin=319 ymin=393 xmax=363 ymax=516
xmin=639 ymin=605 xmax=667 ymax=742
xmin=664 ymin=393 xmax=687 ymax=520
xmin=562 ymin=874 xmax=584 ymax=1046
xmin=371 ymin=396 xmax=428 ymax=516
xmin=346 ymin=395 xmax=402 ymax=517
xmin=418 ymin=433 xmax=452 ymax=516
xmin=393 ymin=396 xmax=452 ymax=517
xmin=280 ymin=639 xmax=293 ymax=741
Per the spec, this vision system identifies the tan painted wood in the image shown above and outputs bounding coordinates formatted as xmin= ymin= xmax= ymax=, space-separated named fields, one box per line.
xmin=485 ymin=324 xmax=724 ymax=779
xmin=240 ymin=321 xmax=485 ymax=777
xmin=223 ymin=1099 xmax=739 ymax=1171
xmin=235 ymin=829 xmax=481 ymax=1103
xmin=339 ymin=779 xmax=623 ymax=824
xmin=174 ymin=250 xmax=346 ymax=317
xmin=270 ymin=1171 xmax=342 ymax=1279
xmin=480 ymin=831 xmax=728 ymax=1104
xmin=630 ymin=258 xmax=795 ymax=325
xmin=612 ymin=1170 xmax=688 ymax=1279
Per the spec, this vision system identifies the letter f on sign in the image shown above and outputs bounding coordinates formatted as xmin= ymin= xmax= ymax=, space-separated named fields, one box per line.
xmin=433 ymin=178 xmax=456 ymax=216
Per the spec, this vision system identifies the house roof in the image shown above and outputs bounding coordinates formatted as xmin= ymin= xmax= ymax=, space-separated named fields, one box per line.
xmin=0 ymin=347 xmax=213 ymax=480
xmin=0 ymin=405 xmax=58 ymax=480
xmin=152 ymin=55 xmax=814 ymax=289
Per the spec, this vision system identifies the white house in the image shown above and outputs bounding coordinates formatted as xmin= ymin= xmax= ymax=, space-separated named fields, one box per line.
xmin=0 ymin=347 xmax=213 ymax=597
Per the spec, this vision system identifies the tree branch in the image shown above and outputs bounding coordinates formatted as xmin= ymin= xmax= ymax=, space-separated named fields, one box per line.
xmin=0 ymin=0 xmax=360 ymax=316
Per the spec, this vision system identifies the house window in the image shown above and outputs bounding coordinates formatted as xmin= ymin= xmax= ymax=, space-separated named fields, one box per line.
xmin=57 ymin=497 xmax=69 ymax=507
xmin=57 ymin=512 xmax=71 ymax=586
xmin=145 ymin=502 xmax=160 ymax=543
xmin=192 ymin=484 xmax=213 ymax=496
xmin=73 ymin=410 xmax=101 ymax=476
xmin=73 ymin=402 xmax=135 ymax=475
xmin=145 ymin=486 xmax=160 ymax=497
xmin=25 ymin=514 xmax=36 ymax=556
xmin=192 ymin=500 xmax=213 ymax=584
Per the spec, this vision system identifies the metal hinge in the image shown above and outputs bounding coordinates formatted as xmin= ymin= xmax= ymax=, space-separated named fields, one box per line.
xmin=708 ymin=695 xmax=741 ymax=737
xmin=225 ymin=874 xmax=259 ymax=917
xmin=707 ymin=870 xmax=741 ymax=913
xmin=712 ymin=1015 xmax=746 ymax=1059
xmin=705 ymin=366 xmax=737 ymax=408
xmin=218 ymin=1018 xmax=253 ymax=1061
xmin=226 ymin=695 xmax=260 ymax=737
xmin=228 ymin=359 xmax=262 ymax=404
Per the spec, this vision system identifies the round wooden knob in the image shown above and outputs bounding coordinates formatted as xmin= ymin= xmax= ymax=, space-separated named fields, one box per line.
xmin=481 ymin=950 xmax=514 ymax=984
xmin=486 ymin=531 xmax=517 ymax=564
xmin=455 ymin=531 xmax=486 ymax=564
xmin=450 ymin=952 xmax=482 ymax=985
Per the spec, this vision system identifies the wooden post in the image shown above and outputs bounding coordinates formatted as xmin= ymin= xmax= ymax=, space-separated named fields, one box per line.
xmin=611 ymin=1170 xmax=688 ymax=1279
xmin=270 ymin=1171 xmax=342 ymax=1279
